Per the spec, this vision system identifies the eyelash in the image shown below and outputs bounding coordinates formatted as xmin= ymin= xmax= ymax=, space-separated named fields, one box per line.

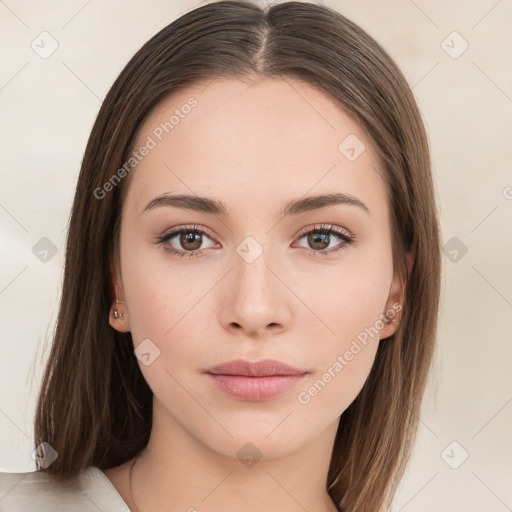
xmin=155 ymin=223 xmax=355 ymax=259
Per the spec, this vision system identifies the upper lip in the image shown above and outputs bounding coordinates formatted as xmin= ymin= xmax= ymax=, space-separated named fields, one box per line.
xmin=206 ymin=359 xmax=308 ymax=377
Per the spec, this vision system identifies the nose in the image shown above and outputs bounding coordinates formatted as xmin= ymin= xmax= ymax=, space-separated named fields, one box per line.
xmin=219 ymin=243 xmax=293 ymax=341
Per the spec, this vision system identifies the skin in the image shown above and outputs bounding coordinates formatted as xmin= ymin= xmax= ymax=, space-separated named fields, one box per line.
xmin=104 ymin=76 xmax=411 ymax=512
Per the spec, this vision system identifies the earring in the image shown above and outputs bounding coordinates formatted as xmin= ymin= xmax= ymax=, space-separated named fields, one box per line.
xmin=113 ymin=296 xmax=125 ymax=320
xmin=383 ymin=312 xmax=399 ymax=326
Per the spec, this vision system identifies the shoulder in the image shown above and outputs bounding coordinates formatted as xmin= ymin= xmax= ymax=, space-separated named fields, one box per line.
xmin=0 ymin=466 xmax=130 ymax=511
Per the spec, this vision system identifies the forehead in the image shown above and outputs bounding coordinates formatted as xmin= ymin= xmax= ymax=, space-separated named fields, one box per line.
xmin=126 ymin=76 xmax=387 ymax=218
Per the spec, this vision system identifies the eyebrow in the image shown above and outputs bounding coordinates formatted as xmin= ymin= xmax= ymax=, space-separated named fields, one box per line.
xmin=143 ymin=192 xmax=370 ymax=217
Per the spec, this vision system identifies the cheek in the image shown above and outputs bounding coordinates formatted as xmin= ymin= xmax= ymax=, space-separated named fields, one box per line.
xmin=120 ymin=245 xmax=209 ymax=397
xmin=295 ymin=340 xmax=379 ymax=423
xmin=122 ymin=223 xmax=394 ymax=339
xmin=120 ymin=228 xmax=207 ymax=342
xmin=121 ymin=224 xmax=393 ymax=414
xmin=290 ymin=246 xmax=393 ymax=416
xmin=294 ymin=242 xmax=393 ymax=348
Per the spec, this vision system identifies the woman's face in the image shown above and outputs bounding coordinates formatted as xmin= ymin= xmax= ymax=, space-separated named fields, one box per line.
xmin=111 ymin=76 xmax=406 ymax=460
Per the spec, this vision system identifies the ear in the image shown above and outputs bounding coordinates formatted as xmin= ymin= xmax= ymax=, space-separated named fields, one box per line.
xmin=379 ymin=250 xmax=413 ymax=340
xmin=108 ymin=261 xmax=131 ymax=333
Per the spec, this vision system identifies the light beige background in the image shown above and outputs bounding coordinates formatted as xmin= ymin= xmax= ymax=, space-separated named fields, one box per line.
xmin=1 ymin=0 xmax=511 ymax=510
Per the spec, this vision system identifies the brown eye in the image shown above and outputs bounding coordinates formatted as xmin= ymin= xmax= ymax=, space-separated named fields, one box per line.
xmin=156 ymin=225 xmax=217 ymax=258
xmin=307 ymin=232 xmax=330 ymax=251
xmin=294 ymin=224 xmax=354 ymax=256
xmin=179 ymin=231 xmax=203 ymax=251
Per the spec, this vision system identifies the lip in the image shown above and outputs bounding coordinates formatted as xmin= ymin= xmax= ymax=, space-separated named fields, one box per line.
xmin=205 ymin=359 xmax=308 ymax=402
xmin=206 ymin=358 xmax=307 ymax=377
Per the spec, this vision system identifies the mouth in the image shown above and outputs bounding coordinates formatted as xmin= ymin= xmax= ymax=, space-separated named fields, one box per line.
xmin=204 ymin=359 xmax=309 ymax=401
xmin=205 ymin=358 xmax=307 ymax=377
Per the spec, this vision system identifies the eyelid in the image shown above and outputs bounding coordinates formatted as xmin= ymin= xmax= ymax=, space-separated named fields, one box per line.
xmin=158 ymin=223 xmax=353 ymax=241
xmin=155 ymin=222 xmax=355 ymax=257
xmin=294 ymin=223 xmax=353 ymax=240
xmin=157 ymin=224 xmax=218 ymax=243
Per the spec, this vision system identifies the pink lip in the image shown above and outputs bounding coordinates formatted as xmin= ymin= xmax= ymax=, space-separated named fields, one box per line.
xmin=205 ymin=359 xmax=308 ymax=402
xmin=206 ymin=358 xmax=307 ymax=377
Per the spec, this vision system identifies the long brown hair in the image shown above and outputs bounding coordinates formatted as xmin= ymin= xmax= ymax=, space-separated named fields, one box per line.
xmin=33 ymin=2 xmax=441 ymax=511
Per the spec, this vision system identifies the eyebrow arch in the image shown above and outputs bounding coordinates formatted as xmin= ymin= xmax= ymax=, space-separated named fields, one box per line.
xmin=143 ymin=192 xmax=370 ymax=217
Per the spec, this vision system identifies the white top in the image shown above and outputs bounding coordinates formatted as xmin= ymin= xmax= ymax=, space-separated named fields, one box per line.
xmin=0 ymin=466 xmax=130 ymax=511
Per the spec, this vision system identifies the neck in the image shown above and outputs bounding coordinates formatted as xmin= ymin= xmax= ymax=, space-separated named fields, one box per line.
xmin=126 ymin=401 xmax=341 ymax=512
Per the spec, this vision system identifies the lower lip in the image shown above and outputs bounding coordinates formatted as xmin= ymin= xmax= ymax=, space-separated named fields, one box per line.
xmin=206 ymin=373 xmax=307 ymax=401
